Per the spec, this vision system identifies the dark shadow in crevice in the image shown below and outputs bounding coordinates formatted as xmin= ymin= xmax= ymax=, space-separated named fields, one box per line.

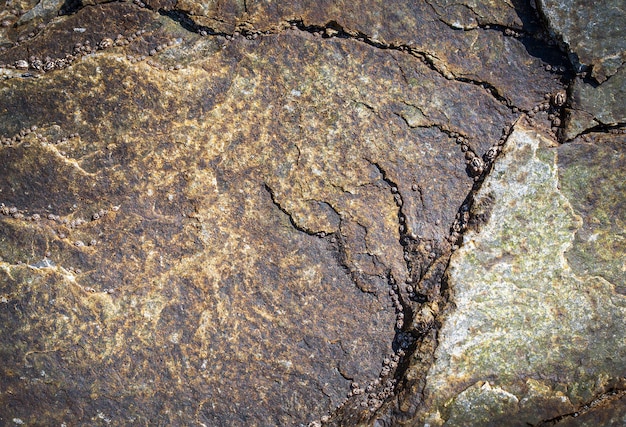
xmin=59 ymin=0 xmax=83 ymax=15
xmin=508 ymin=0 xmax=575 ymax=83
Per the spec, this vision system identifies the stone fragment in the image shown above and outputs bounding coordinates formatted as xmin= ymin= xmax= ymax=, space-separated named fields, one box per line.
xmin=563 ymin=69 xmax=626 ymax=140
xmin=539 ymin=0 xmax=626 ymax=138
xmin=538 ymin=0 xmax=626 ymax=82
xmin=415 ymin=123 xmax=626 ymax=425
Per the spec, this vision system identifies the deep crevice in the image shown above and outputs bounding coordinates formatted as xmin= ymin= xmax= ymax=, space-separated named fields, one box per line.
xmin=59 ymin=0 xmax=123 ymax=16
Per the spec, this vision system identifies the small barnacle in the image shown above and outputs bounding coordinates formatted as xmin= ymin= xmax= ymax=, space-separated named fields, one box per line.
xmin=15 ymin=59 xmax=28 ymax=69
xmin=98 ymin=38 xmax=113 ymax=49
xmin=552 ymin=90 xmax=566 ymax=107
xmin=483 ymin=146 xmax=499 ymax=162
xmin=470 ymin=156 xmax=484 ymax=175
xmin=74 ymin=240 xmax=85 ymax=247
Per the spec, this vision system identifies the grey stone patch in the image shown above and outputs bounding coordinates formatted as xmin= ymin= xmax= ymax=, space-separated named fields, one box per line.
xmin=17 ymin=0 xmax=66 ymax=26
xmin=539 ymin=0 xmax=626 ymax=138
xmin=538 ymin=0 xmax=626 ymax=82
xmin=419 ymin=123 xmax=626 ymax=426
xmin=564 ymin=68 xmax=626 ymax=139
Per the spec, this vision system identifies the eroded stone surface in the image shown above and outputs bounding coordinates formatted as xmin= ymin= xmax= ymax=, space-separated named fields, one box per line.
xmin=417 ymin=124 xmax=626 ymax=426
xmin=0 ymin=1 xmax=623 ymax=426
xmin=559 ymin=133 xmax=626 ymax=291
xmin=0 ymin=2 xmax=529 ymax=425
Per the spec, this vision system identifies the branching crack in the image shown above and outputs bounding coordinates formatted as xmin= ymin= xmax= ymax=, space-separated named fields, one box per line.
xmin=263 ymin=182 xmax=321 ymax=238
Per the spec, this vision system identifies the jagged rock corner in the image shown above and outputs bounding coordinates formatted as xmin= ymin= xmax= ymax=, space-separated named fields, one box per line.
xmin=0 ymin=1 xmax=624 ymax=426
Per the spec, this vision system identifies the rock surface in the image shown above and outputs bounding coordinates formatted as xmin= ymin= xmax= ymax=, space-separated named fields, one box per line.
xmin=415 ymin=123 xmax=626 ymax=426
xmin=538 ymin=0 xmax=626 ymax=138
xmin=0 ymin=1 xmax=624 ymax=426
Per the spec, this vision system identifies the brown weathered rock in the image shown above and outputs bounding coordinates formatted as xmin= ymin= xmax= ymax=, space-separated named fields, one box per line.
xmin=0 ymin=1 xmax=623 ymax=426
xmin=0 ymin=3 xmax=525 ymax=425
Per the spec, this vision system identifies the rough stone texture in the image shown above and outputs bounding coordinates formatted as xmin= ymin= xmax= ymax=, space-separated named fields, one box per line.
xmin=0 ymin=1 xmax=624 ymax=426
xmin=564 ymin=70 xmax=626 ymax=140
xmin=417 ymin=124 xmax=626 ymax=426
xmin=538 ymin=0 xmax=626 ymax=138
xmin=555 ymin=391 xmax=626 ymax=427
xmin=538 ymin=0 xmax=625 ymax=82
xmin=0 ymin=2 xmax=519 ymax=425
xmin=559 ymin=133 xmax=626 ymax=292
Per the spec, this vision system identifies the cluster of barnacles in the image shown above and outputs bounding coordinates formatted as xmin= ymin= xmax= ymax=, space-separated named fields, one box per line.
xmin=0 ymin=28 xmax=185 ymax=77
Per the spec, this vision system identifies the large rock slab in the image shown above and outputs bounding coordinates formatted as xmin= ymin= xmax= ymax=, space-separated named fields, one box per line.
xmin=416 ymin=123 xmax=626 ymax=426
xmin=0 ymin=2 xmax=538 ymax=425
xmin=0 ymin=1 xmax=623 ymax=426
